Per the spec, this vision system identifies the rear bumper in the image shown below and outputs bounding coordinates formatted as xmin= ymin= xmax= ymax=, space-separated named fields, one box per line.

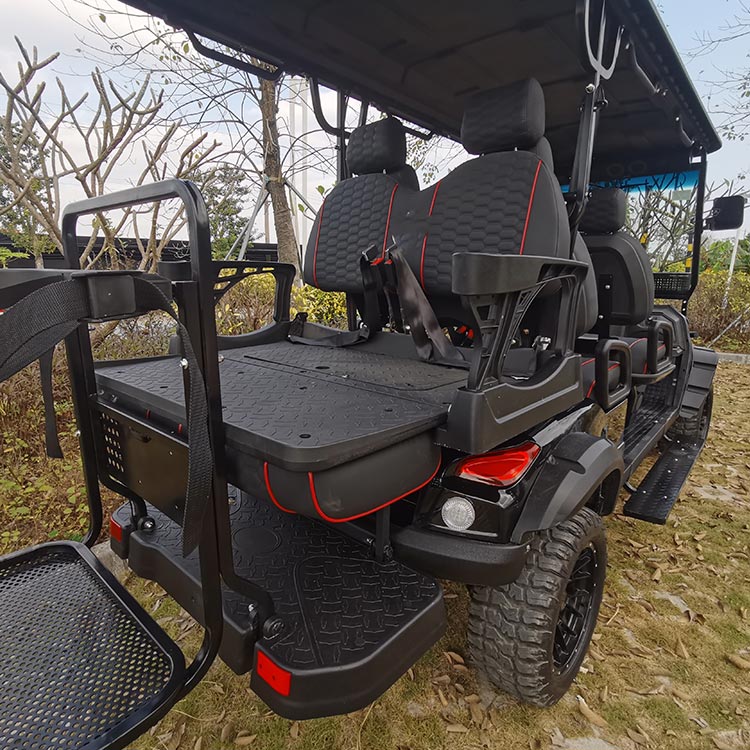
xmin=392 ymin=525 xmax=527 ymax=586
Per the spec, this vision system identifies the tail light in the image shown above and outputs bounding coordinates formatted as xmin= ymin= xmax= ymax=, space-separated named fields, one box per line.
xmin=455 ymin=442 xmax=540 ymax=488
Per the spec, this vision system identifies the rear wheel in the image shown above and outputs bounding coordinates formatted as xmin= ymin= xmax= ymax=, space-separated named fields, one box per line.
xmin=668 ymin=386 xmax=713 ymax=441
xmin=467 ymin=507 xmax=606 ymax=706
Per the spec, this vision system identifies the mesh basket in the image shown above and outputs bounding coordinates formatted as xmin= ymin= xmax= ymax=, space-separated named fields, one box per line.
xmin=654 ymin=272 xmax=693 ymax=299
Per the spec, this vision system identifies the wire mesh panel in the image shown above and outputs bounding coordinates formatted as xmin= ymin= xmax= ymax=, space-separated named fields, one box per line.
xmin=0 ymin=543 xmax=183 ymax=749
xmin=654 ymin=272 xmax=693 ymax=299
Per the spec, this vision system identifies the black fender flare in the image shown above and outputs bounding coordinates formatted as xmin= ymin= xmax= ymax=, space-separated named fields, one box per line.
xmin=510 ymin=432 xmax=623 ymax=543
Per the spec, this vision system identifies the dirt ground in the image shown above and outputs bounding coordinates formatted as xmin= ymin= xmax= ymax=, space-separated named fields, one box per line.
xmin=121 ymin=363 xmax=750 ymax=750
xmin=2 ymin=364 xmax=750 ymax=749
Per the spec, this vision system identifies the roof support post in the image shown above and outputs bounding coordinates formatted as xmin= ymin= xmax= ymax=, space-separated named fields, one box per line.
xmin=337 ymin=90 xmax=350 ymax=182
xmin=683 ymin=149 xmax=707 ymax=314
xmin=569 ymin=0 xmax=623 ymax=251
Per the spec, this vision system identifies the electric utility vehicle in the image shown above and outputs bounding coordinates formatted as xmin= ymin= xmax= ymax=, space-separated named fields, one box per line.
xmin=0 ymin=0 xmax=745 ymax=746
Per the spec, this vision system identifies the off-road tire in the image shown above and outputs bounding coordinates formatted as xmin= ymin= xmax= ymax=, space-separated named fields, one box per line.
xmin=467 ymin=507 xmax=606 ymax=707
xmin=667 ymin=386 xmax=713 ymax=440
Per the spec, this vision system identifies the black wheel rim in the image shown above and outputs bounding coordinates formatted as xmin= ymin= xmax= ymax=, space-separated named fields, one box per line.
xmin=553 ymin=544 xmax=598 ymax=672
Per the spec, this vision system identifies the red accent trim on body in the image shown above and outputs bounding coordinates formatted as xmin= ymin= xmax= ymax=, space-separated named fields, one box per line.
xmin=307 ymin=457 xmax=442 ymax=523
xmin=256 ymin=651 xmax=292 ymax=696
xmin=263 ymin=462 xmax=296 ymax=514
xmin=109 ymin=516 xmax=123 ymax=543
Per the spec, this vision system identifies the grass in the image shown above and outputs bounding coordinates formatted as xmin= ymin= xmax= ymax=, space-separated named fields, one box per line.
xmin=2 ymin=361 xmax=750 ymax=749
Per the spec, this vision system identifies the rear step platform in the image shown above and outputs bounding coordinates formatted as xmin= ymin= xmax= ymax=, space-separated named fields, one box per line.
xmin=623 ymin=435 xmax=704 ymax=524
xmin=0 ymin=542 xmax=184 ymax=750
xmin=113 ymin=490 xmax=446 ymax=719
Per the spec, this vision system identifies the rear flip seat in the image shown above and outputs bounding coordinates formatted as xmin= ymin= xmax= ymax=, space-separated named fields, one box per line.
xmin=95 ymin=79 xmax=591 ymax=524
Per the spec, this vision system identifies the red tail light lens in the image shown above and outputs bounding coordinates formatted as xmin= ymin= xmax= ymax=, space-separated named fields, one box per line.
xmin=455 ymin=442 xmax=540 ymax=488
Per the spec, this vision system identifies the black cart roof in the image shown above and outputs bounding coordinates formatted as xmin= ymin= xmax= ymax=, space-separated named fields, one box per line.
xmin=127 ymin=0 xmax=721 ymax=181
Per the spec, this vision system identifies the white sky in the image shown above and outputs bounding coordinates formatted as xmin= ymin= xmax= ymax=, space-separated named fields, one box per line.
xmin=2 ymin=0 xmax=749 ymax=242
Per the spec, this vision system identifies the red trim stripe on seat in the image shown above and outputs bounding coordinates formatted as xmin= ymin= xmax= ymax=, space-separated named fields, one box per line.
xmin=381 ymin=184 xmax=400 ymax=257
xmin=311 ymin=198 xmax=327 ymax=287
xmin=586 ymin=362 xmax=621 ymax=399
xmin=419 ymin=180 xmax=443 ymax=288
xmin=520 ymin=160 xmax=543 ymax=255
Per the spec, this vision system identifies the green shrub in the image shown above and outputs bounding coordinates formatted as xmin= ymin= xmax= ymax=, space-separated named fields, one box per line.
xmin=687 ymin=270 xmax=750 ymax=351
xmin=292 ymin=284 xmax=348 ymax=328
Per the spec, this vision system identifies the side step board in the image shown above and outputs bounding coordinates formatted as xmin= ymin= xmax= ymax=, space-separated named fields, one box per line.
xmin=623 ymin=435 xmax=704 ymax=524
xmin=113 ymin=491 xmax=446 ymax=719
xmin=0 ymin=542 xmax=185 ymax=750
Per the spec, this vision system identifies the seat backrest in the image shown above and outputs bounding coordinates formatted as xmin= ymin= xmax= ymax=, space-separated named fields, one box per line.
xmin=393 ymin=79 xmax=570 ymax=296
xmin=303 ymin=81 xmax=594 ymax=339
xmin=526 ymin=136 xmax=598 ymax=336
xmin=303 ymin=117 xmax=416 ymax=292
xmin=580 ymin=188 xmax=655 ymax=326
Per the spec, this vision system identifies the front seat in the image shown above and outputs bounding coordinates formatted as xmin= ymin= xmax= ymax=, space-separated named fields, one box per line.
xmin=580 ymin=188 xmax=672 ymax=376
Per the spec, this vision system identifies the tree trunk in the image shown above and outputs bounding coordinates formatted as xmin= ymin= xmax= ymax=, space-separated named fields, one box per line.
xmin=259 ymin=78 xmax=300 ymax=276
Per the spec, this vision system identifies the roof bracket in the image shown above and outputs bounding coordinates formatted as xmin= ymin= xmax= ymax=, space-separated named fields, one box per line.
xmin=310 ymin=78 xmax=348 ymax=138
xmin=625 ymin=39 xmax=662 ymax=97
xmin=186 ymin=31 xmax=282 ymax=81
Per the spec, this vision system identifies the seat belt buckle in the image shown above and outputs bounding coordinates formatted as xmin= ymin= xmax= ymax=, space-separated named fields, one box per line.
xmin=361 ymin=244 xmax=381 ymax=265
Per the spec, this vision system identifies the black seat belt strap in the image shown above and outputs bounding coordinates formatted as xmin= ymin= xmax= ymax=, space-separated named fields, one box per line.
xmin=0 ymin=275 xmax=212 ymax=556
xmin=288 ymin=245 xmax=382 ymax=348
xmin=39 ymin=348 xmax=63 ymax=459
xmin=387 ymin=247 xmax=468 ymax=368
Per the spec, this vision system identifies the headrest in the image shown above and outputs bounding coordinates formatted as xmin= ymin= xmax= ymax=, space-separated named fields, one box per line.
xmin=461 ymin=79 xmax=545 ymax=155
xmin=347 ymin=117 xmax=407 ymax=175
xmin=529 ymin=137 xmax=554 ymax=172
xmin=580 ymin=188 xmax=628 ymax=235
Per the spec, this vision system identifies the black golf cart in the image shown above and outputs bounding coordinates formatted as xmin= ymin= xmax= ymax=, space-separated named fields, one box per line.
xmin=0 ymin=0 xmax=746 ymax=746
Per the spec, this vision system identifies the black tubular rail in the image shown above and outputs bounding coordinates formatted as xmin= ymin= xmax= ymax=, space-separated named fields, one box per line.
xmin=60 ymin=179 xmax=275 ymax=700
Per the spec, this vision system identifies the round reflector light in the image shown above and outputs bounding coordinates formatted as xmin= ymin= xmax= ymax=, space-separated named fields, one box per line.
xmin=441 ymin=496 xmax=476 ymax=531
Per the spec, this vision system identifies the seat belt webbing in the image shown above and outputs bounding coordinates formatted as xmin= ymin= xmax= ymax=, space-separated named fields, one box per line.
xmin=0 ymin=276 xmax=211 ymax=556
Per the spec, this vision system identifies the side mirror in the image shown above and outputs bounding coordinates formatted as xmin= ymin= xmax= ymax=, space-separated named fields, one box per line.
xmin=706 ymin=195 xmax=746 ymax=231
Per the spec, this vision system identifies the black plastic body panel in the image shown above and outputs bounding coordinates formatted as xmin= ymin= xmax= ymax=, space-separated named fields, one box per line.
xmin=437 ymin=356 xmax=584 ymax=454
xmin=94 ymin=402 xmax=189 ymax=526
xmin=391 ymin=525 xmax=527 ymax=586
xmin=511 ymin=431 xmax=623 ymax=543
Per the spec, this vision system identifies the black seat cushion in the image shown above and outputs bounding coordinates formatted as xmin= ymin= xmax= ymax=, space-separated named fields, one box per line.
xmin=621 ymin=336 xmax=668 ymax=375
xmin=346 ymin=116 xmax=407 ymax=175
xmin=460 ymin=79 xmax=545 ymax=155
xmin=392 ymin=149 xmax=570 ymax=295
xmin=573 ymin=235 xmax=599 ymax=336
xmin=580 ymin=355 xmax=623 ymax=400
xmin=94 ymin=337 xmax=462 ymax=522
xmin=306 ymin=79 xmax=571 ymax=302
xmin=304 ymin=172 xmax=402 ymax=291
